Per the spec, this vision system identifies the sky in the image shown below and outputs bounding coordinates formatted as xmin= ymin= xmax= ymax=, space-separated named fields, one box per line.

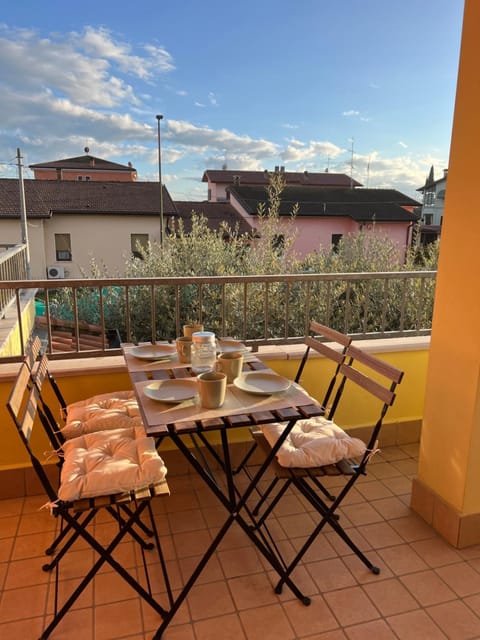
xmin=0 ymin=0 xmax=465 ymax=202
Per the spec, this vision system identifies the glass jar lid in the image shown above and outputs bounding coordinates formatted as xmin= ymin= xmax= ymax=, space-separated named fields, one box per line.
xmin=192 ymin=331 xmax=215 ymax=343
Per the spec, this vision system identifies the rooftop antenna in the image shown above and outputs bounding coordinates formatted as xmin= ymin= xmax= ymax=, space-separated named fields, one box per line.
xmin=349 ymin=138 xmax=354 ymax=188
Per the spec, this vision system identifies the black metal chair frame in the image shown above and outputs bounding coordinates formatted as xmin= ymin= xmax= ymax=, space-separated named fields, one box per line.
xmin=245 ymin=321 xmax=352 ymax=515
xmin=6 ymin=360 xmax=173 ymax=639
xmin=249 ymin=342 xmax=404 ymax=594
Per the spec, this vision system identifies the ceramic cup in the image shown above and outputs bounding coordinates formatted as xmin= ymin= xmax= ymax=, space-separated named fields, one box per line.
xmin=217 ymin=351 xmax=243 ymax=383
xmin=197 ymin=371 xmax=227 ymax=409
xmin=175 ymin=336 xmax=192 ymax=363
xmin=183 ymin=323 xmax=204 ymax=339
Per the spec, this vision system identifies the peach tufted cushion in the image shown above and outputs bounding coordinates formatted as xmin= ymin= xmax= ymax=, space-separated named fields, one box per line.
xmin=58 ymin=426 xmax=167 ymax=502
xmin=262 ymin=416 xmax=366 ymax=468
xmin=62 ymin=390 xmax=142 ymax=439
xmin=67 ymin=390 xmax=139 ymax=422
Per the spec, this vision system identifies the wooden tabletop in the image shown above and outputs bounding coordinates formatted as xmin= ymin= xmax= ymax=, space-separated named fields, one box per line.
xmin=122 ymin=342 xmax=323 ymax=437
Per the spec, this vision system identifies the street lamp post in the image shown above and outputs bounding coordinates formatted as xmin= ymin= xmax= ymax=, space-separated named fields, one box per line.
xmin=156 ymin=114 xmax=164 ymax=244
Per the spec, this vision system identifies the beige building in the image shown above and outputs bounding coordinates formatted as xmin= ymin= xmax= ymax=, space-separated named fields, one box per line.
xmin=0 ymin=178 xmax=177 ymax=279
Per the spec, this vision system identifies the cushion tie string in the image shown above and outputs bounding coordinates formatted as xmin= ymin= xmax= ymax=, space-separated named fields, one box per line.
xmin=39 ymin=499 xmax=60 ymax=515
xmin=365 ymin=441 xmax=381 ymax=463
xmin=44 ymin=447 xmax=64 ymax=462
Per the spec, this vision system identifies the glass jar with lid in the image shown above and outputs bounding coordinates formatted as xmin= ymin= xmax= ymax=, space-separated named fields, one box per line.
xmin=190 ymin=331 xmax=217 ymax=374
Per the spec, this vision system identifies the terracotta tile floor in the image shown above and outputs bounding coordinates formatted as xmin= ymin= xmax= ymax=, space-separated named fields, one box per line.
xmin=2 ymin=443 xmax=480 ymax=639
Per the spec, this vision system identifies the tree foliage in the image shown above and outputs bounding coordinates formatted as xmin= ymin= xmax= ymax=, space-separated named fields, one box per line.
xmin=46 ymin=174 xmax=439 ymax=341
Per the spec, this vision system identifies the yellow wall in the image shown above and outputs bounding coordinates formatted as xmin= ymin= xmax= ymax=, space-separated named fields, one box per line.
xmin=268 ymin=349 xmax=426 ymax=429
xmin=0 ymin=346 xmax=428 ymax=472
xmin=418 ymin=0 xmax=480 ymax=515
xmin=0 ymin=297 xmax=36 ymax=358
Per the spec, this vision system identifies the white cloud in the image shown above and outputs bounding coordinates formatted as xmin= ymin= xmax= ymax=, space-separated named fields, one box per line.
xmin=164 ymin=120 xmax=279 ymax=158
xmin=0 ymin=25 xmax=174 ymax=109
xmin=342 ymin=109 xmax=360 ymax=117
xmin=78 ymin=26 xmax=174 ymax=78
xmin=398 ymin=141 xmax=408 ymax=148
xmin=282 ymin=140 xmax=344 ymax=163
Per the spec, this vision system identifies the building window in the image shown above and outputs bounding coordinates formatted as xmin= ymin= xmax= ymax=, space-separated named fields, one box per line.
xmin=55 ymin=234 xmax=72 ymax=261
xmin=424 ymin=213 xmax=433 ymax=225
xmin=331 ymin=234 xmax=343 ymax=251
xmin=424 ymin=192 xmax=435 ymax=206
xmin=131 ymin=233 xmax=149 ymax=259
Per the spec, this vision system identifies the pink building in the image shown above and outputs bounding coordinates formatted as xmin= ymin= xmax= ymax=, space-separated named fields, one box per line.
xmin=202 ymin=167 xmax=362 ymax=202
xmin=227 ymin=184 xmax=420 ymax=259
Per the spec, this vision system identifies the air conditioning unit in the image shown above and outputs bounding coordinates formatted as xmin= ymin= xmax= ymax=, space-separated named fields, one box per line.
xmin=47 ymin=265 xmax=65 ymax=279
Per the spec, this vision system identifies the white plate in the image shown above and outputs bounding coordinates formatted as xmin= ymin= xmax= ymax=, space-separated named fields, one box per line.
xmin=216 ymin=339 xmax=248 ymax=354
xmin=234 ymin=372 xmax=291 ymax=395
xmin=143 ymin=379 xmax=198 ymax=403
xmin=131 ymin=344 xmax=177 ymax=361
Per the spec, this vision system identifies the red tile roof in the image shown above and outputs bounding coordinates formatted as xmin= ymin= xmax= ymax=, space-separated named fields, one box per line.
xmin=0 ymin=179 xmax=175 ymax=217
xmin=29 ymin=154 xmax=136 ymax=173
xmin=173 ymin=201 xmax=253 ymax=234
xmin=202 ymin=169 xmax=362 ymax=188
xmin=229 ymin=185 xmax=421 ymax=223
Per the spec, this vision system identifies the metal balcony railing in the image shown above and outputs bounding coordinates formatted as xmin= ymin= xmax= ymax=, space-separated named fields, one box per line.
xmin=0 ymin=244 xmax=28 ymax=319
xmin=0 ymin=270 xmax=437 ymax=361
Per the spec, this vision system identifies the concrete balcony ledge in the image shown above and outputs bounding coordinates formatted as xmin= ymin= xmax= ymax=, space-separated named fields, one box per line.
xmin=0 ymin=335 xmax=430 ymax=382
xmin=254 ymin=335 xmax=430 ymax=361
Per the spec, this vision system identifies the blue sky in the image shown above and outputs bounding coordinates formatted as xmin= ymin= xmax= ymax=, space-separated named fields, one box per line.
xmin=0 ymin=0 xmax=464 ymax=200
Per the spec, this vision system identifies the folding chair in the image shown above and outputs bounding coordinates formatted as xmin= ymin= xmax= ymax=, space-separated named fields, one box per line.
xmin=6 ymin=360 xmax=173 ymax=639
xmin=25 ymin=337 xmax=146 ymax=562
xmin=24 ymin=335 xmax=141 ymax=439
xmin=245 ymin=321 xmax=352 ymax=513
xmin=250 ymin=343 xmax=404 ymax=595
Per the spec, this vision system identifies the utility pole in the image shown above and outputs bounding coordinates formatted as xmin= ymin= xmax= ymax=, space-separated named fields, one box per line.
xmin=16 ymin=148 xmax=31 ymax=279
xmin=156 ymin=114 xmax=164 ymax=244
